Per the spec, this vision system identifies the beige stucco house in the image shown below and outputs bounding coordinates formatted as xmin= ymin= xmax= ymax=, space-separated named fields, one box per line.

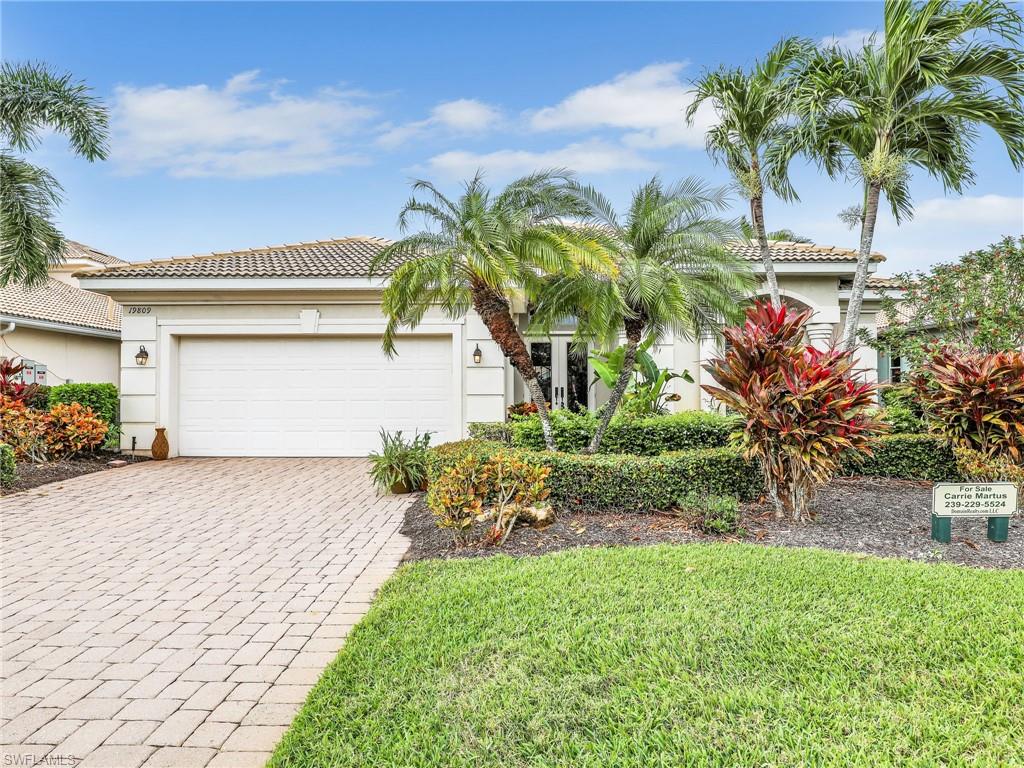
xmin=1 ymin=241 xmax=124 ymax=385
xmin=78 ymin=236 xmax=894 ymax=457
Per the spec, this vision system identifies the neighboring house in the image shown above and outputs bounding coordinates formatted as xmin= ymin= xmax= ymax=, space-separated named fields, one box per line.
xmin=862 ymin=277 xmax=910 ymax=385
xmin=78 ymin=237 xmax=896 ymax=457
xmin=1 ymin=241 xmax=125 ymax=385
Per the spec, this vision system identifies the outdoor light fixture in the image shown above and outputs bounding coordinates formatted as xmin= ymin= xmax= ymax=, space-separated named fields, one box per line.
xmin=135 ymin=345 xmax=149 ymax=366
xmin=473 ymin=344 xmax=482 ymax=364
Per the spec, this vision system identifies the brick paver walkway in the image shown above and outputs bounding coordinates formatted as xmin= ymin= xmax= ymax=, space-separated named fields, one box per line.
xmin=2 ymin=458 xmax=411 ymax=767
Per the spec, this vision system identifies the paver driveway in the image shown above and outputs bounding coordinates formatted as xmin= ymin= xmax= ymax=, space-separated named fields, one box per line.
xmin=2 ymin=458 xmax=412 ymax=767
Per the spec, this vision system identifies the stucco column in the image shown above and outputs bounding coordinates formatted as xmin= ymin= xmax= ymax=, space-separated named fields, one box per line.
xmin=698 ymin=332 xmax=722 ymax=412
xmin=855 ymin=317 xmax=879 ymax=384
xmin=805 ymin=322 xmax=834 ymax=350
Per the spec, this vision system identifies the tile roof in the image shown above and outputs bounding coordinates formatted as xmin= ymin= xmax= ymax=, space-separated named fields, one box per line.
xmin=65 ymin=240 xmax=127 ymax=267
xmin=81 ymin=237 xmax=397 ymax=279
xmin=1 ymin=278 xmax=121 ymax=333
xmin=81 ymin=236 xmax=885 ymax=281
xmin=839 ymin=276 xmax=901 ymax=290
xmin=729 ymin=240 xmax=886 ymax=263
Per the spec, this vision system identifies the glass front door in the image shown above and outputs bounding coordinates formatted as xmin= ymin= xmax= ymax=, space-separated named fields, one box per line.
xmin=529 ymin=338 xmax=589 ymax=411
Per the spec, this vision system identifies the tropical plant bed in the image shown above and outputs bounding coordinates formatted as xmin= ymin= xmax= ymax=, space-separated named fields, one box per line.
xmin=6 ymin=452 xmax=146 ymax=494
xmin=403 ymin=477 xmax=1023 ymax=569
xmin=270 ymin=544 xmax=1024 ymax=767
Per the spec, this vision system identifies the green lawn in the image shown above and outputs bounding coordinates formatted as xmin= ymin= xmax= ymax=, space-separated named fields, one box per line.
xmin=270 ymin=545 xmax=1024 ymax=768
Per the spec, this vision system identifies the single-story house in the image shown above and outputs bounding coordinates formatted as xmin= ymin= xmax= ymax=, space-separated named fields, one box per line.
xmin=78 ymin=236 xmax=896 ymax=457
xmin=1 ymin=241 xmax=125 ymax=385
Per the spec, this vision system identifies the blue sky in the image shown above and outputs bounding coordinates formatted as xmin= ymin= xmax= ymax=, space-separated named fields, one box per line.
xmin=4 ymin=1 xmax=1022 ymax=274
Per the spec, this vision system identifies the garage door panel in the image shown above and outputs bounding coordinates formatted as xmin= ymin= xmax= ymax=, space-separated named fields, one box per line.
xmin=177 ymin=335 xmax=455 ymax=456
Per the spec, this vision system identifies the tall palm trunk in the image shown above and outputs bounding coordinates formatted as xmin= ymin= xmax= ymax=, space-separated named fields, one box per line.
xmin=749 ymin=159 xmax=781 ymax=308
xmin=840 ymin=180 xmax=881 ymax=351
xmin=586 ymin=317 xmax=644 ymax=454
xmin=470 ymin=282 xmax=556 ymax=451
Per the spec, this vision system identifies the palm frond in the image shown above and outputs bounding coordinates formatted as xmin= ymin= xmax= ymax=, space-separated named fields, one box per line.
xmin=0 ymin=153 xmax=64 ymax=287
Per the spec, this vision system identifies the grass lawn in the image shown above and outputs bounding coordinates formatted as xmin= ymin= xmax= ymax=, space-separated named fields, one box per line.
xmin=270 ymin=544 xmax=1024 ymax=767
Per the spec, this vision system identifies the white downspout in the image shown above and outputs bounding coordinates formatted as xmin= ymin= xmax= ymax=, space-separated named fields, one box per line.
xmin=0 ymin=321 xmax=16 ymax=336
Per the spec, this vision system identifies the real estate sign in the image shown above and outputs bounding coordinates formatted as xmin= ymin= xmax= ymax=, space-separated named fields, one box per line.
xmin=931 ymin=482 xmax=1018 ymax=543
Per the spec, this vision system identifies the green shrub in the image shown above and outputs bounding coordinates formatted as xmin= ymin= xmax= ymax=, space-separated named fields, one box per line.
xmin=879 ymin=402 xmax=924 ymax=434
xmin=467 ymin=422 xmax=512 ymax=444
xmin=369 ymin=430 xmax=432 ymax=493
xmin=27 ymin=385 xmax=50 ymax=410
xmin=427 ymin=440 xmax=762 ymax=514
xmin=509 ymin=410 xmax=738 ymax=455
xmin=676 ymin=491 xmax=742 ymax=534
xmin=954 ymin=445 xmax=1024 ymax=495
xmin=841 ymin=434 xmax=960 ymax=482
xmin=0 ymin=443 xmax=15 ymax=489
xmin=879 ymin=384 xmax=922 ymax=413
xmin=48 ymin=383 xmax=119 ymax=427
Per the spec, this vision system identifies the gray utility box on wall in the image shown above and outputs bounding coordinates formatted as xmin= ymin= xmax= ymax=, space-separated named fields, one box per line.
xmin=17 ymin=359 xmax=47 ymax=385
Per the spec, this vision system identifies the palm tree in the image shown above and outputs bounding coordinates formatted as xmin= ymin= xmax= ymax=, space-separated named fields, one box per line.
xmin=531 ymin=177 xmax=755 ymax=453
xmin=370 ymin=171 xmax=615 ymax=451
xmin=779 ymin=0 xmax=1024 ymax=351
xmin=0 ymin=62 xmax=109 ymax=287
xmin=687 ymin=37 xmax=813 ymax=308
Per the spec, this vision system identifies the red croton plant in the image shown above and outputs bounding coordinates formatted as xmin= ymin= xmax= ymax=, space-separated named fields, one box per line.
xmin=703 ymin=301 xmax=885 ymax=521
xmin=0 ymin=357 xmax=41 ymax=404
xmin=914 ymin=349 xmax=1024 ymax=463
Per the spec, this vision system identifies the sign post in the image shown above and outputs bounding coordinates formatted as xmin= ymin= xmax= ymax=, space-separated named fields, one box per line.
xmin=931 ymin=483 xmax=1017 ymax=543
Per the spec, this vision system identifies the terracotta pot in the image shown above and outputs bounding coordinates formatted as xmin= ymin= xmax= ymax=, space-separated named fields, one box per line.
xmin=151 ymin=427 xmax=169 ymax=461
xmin=390 ymin=479 xmax=410 ymax=494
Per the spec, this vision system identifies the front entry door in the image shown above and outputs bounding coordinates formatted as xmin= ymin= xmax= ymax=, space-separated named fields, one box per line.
xmin=530 ymin=338 xmax=590 ymax=411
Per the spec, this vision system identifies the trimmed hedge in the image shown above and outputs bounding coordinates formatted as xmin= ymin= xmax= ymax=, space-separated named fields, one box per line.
xmin=507 ymin=410 xmax=739 ymax=455
xmin=841 ymin=434 xmax=960 ymax=482
xmin=1 ymin=443 xmax=15 ymax=489
xmin=48 ymin=383 xmax=118 ymax=427
xmin=427 ymin=440 xmax=763 ymax=514
xmin=467 ymin=422 xmax=512 ymax=443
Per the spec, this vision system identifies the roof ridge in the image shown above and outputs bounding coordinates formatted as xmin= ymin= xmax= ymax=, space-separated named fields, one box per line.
xmin=97 ymin=235 xmax=396 ymax=272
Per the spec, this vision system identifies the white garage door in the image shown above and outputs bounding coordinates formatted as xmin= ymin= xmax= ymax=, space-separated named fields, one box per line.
xmin=177 ymin=336 xmax=454 ymax=456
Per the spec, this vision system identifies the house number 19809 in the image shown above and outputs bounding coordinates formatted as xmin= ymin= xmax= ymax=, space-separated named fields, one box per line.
xmin=126 ymin=306 xmax=152 ymax=314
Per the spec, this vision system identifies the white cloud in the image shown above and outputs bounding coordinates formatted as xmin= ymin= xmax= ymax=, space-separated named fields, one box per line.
xmin=111 ymin=71 xmax=377 ymax=178
xmin=913 ymin=195 xmax=1024 ymax=226
xmin=782 ymin=193 xmax=1023 ymax=273
xmin=819 ymin=28 xmax=882 ymax=51
xmin=528 ymin=63 xmax=713 ymax=149
xmin=432 ymin=99 xmax=501 ymax=132
xmin=377 ymin=98 xmax=501 ymax=149
xmin=425 ymin=139 xmax=654 ymax=179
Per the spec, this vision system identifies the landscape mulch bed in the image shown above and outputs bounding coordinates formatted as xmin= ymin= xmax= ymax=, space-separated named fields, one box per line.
xmin=402 ymin=476 xmax=1023 ymax=570
xmin=5 ymin=453 xmax=149 ymax=494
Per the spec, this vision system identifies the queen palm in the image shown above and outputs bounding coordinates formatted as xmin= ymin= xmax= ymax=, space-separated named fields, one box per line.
xmin=1 ymin=62 xmax=109 ymax=287
xmin=779 ymin=0 xmax=1024 ymax=350
xmin=370 ymin=171 xmax=615 ymax=451
xmin=686 ymin=37 xmax=812 ymax=308
xmin=532 ymin=177 xmax=754 ymax=454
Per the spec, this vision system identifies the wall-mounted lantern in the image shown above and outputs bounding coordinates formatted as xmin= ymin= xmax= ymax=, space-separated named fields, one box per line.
xmin=135 ymin=345 xmax=149 ymax=366
xmin=472 ymin=344 xmax=482 ymax=364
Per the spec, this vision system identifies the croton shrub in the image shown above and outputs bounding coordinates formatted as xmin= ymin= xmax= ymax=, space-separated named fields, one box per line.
xmin=915 ymin=349 xmax=1024 ymax=464
xmin=703 ymin=301 xmax=885 ymax=522
xmin=427 ymin=449 xmax=551 ymax=545
xmin=0 ymin=396 xmax=108 ymax=462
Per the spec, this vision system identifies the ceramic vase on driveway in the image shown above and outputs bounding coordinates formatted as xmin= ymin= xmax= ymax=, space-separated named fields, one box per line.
xmin=151 ymin=427 xmax=169 ymax=460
